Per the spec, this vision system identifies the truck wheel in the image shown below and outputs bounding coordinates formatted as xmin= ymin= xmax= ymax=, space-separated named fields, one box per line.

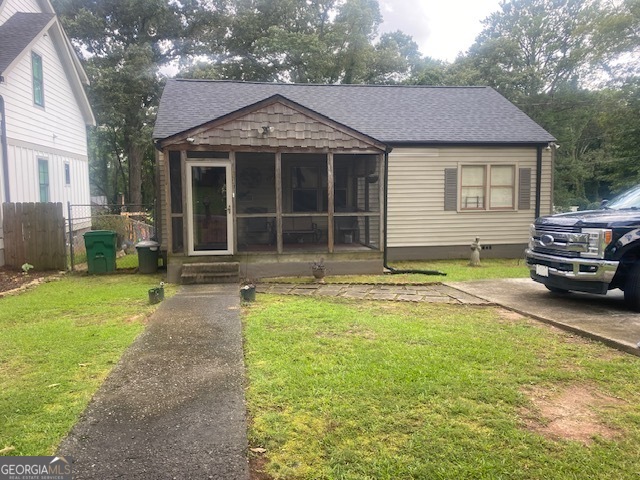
xmin=545 ymin=285 xmax=569 ymax=294
xmin=624 ymin=262 xmax=640 ymax=312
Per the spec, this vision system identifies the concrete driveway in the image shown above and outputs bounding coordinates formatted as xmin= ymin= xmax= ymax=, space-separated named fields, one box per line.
xmin=446 ymin=278 xmax=640 ymax=356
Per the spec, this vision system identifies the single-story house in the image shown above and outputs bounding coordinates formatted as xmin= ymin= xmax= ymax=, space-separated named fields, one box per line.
xmin=153 ymin=80 xmax=555 ymax=283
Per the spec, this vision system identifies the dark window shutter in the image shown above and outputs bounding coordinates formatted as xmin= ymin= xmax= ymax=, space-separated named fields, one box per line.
xmin=444 ymin=168 xmax=458 ymax=211
xmin=518 ymin=168 xmax=532 ymax=210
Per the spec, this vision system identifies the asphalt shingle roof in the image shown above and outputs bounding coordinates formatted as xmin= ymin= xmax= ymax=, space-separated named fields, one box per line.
xmin=153 ymin=79 xmax=555 ymax=145
xmin=0 ymin=12 xmax=55 ymax=76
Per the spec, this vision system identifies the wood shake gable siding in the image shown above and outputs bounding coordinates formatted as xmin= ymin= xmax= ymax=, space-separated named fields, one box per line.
xmin=387 ymin=147 xmax=553 ymax=248
xmin=184 ymin=102 xmax=379 ymax=151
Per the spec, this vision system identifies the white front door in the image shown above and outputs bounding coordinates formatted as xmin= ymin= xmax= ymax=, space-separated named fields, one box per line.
xmin=186 ymin=161 xmax=234 ymax=255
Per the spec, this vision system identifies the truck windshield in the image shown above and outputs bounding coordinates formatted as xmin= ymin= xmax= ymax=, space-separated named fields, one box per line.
xmin=606 ymin=185 xmax=640 ymax=210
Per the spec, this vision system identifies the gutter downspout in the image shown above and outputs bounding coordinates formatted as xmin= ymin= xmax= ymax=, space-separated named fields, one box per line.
xmin=0 ymin=95 xmax=9 ymax=202
xmin=535 ymin=145 xmax=542 ymax=219
xmin=382 ymin=146 xmax=446 ymax=277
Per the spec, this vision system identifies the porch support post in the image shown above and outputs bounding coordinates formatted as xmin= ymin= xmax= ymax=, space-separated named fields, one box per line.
xmin=181 ymin=150 xmax=188 ymax=255
xmin=379 ymin=153 xmax=385 ymax=251
xmin=364 ymin=157 xmax=370 ymax=244
xmin=162 ymin=148 xmax=172 ymax=254
xmin=327 ymin=152 xmax=334 ymax=253
xmin=275 ymin=152 xmax=283 ymax=254
xmin=230 ymin=151 xmax=237 ymax=254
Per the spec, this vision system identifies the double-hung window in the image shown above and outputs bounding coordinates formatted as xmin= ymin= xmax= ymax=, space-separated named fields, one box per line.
xmin=460 ymin=164 xmax=516 ymax=211
xmin=32 ymin=52 xmax=44 ymax=107
xmin=64 ymin=162 xmax=71 ymax=185
xmin=461 ymin=165 xmax=486 ymax=209
xmin=38 ymin=158 xmax=49 ymax=202
xmin=489 ymin=165 xmax=515 ymax=209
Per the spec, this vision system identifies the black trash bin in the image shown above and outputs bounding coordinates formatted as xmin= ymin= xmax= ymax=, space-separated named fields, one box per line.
xmin=135 ymin=240 xmax=160 ymax=274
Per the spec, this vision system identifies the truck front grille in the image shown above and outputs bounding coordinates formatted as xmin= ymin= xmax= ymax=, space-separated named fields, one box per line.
xmin=534 ymin=247 xmax=580 ymax=258
xmin=531 ymin=226 xmax=588 ymax=258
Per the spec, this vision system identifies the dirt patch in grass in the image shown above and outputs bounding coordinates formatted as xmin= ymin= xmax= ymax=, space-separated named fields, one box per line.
xmin=316 ymin=326 xmax=377 ymax=340
xmin=520 ymin=385 xmax=624 ymax=444
xmin=0 ymin=267 xmax=55 ymax=296
xmin=249 ymin=454 xmax=273 ymax=480
xmin=496 ymin=308 xmax=526 ymax=322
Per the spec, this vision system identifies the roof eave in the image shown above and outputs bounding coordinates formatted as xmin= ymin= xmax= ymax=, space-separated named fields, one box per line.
xmin=156 ymin=93 xmax=388 ymax=152
xmin=387 ymin=140 xmax=557 ymax=148
xmin=0 ymin=14 xmax=56 ymax=78
xmin=49 ymin=21 xmax=95 ymax=125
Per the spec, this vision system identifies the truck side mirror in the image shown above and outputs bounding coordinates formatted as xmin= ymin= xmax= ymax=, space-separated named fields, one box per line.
xmin=600 ymin=199 xmax=609 ymax=208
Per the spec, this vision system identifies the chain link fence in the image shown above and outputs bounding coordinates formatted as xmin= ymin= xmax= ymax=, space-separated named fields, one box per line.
xmin=67 ymin=203 xmax=156 ymax=271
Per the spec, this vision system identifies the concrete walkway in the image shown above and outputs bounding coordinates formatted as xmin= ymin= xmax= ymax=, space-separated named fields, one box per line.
xmin=58 ymin=284 xmax=250 ymax=480
xmin=257 ymin=282 xmax=489 ymax=305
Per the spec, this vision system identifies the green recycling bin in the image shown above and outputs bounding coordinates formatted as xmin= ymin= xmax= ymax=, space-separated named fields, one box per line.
xmin=84 ymin=230 xmax=117 ymax=274
xmin=136 ymin=240 xmax=159 ymax=274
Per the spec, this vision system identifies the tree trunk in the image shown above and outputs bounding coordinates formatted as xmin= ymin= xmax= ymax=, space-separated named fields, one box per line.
xmin=128 ymin=143 xmax=143 ymax=206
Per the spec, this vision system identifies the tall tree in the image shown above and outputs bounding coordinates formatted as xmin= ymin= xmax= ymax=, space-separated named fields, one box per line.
xmin=53 ymin=0 xmax=224 ymax=205
xmin=433 ymin=0 xmax=640 ymax=208
xmin=453 ymin=0 xmax=602 ymax=99
xmin=186 ymin=0 xmax=416 ymax=84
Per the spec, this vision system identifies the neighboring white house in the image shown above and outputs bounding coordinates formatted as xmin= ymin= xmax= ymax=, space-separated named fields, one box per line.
xmin=0 ymin=0 xmax=95 ymax=266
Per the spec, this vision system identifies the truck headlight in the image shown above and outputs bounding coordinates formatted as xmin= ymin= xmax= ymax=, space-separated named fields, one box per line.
xmin=581 ymin=228 xmax=613 ymax=258
xmin=528 ymin=224 xmax=536 ymax=250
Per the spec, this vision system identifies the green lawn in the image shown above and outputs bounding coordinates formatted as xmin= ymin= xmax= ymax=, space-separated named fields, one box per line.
xmin=244 ymin=296 xmax=640 ymax=480
xmin=263 ymin=258 xmax=529 ymax=284
xmin=0 ymin=273 xmax=173 ymax=456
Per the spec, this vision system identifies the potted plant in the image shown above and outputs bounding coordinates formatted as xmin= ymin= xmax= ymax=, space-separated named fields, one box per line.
xmin=240 ymin=279 xmax=257 ymax=302
xmin=311 ymin=258 xmax=326 ymax=283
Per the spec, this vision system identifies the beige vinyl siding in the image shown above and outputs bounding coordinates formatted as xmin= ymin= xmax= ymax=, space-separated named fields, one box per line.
xmin=0 ymin=0 xmax=41 ymax=23
xmin=540 ymin=148 xmax=553 ymax=215
xmin=387 ymin=147 xmax=552 ymax=248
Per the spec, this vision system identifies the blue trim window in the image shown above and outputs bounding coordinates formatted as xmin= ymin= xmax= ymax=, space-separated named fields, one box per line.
xmin=32 ymin=52 xmax=44 ymax=107
xmin=64 ymin=162 xmax=71 ymax=185
xmin=38 ymin=158 xmax=49 ymax=202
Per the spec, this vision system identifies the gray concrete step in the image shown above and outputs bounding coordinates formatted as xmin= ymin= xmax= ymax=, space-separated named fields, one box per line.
xmin=181 ymin=262 xmax=240 ymax=284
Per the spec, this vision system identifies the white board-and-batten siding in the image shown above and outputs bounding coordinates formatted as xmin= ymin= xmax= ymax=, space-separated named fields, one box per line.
xmin=386 ymin=147 xmax=553 ymax=248
xmin=5 ymin=142 xmax=89 ymax=206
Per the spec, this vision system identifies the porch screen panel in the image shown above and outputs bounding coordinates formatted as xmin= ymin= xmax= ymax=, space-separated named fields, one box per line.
xmin=236 ymin=153 xmax=277 ymax=252
xmin=334 ymin=155 xmax=379 ymax=213
xmin=169 ymin=151 xmax=183 ymax=253
xmin=169 ymin=152 xmax=182 ymax=214
xmin=333 ymin=154 xmax=381 ymax=251
xmin=282 ymin=154 xmax=327 ymax=214
xmin=236 ymin=153 xmax=276 ymax=213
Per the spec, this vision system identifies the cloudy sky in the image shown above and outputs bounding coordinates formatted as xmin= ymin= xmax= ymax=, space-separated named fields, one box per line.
xmin=378 ymin=0 xmax=503 ymax=61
